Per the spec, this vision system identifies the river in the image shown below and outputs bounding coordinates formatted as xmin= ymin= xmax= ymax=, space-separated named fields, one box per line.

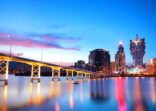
xmin=0 ymin=75 xmax=156 ymax=111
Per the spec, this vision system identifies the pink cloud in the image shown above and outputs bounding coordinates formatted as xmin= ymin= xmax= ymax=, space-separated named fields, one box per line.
xmin=0 ymin=32 xmax=80 ymax=50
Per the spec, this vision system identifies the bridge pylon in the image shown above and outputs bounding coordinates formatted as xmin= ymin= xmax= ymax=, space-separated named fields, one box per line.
xmin=30 ymin=64 xmax=41 ymax=82
xmin=52 ymin=67 xmax=61 ymax=81
xmin=84 ymin=73 xmax=91 ymax=79
xmin=0 ymin=59 xmax=9 ymax=85
xmin=76 ymin=71 xmax=84 ymax=79
xmin=66 ymin=69 xmax=74 ymax=80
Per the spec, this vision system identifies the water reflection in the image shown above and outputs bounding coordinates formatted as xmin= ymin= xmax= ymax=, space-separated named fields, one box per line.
xmin=49 ymin=82 xmax=61 ymax=97
xmin=28 ymin=82 xmax=43 ymax=105
xmin=80 ymin=80 xmax=84 ymax=103
xmin=150 ymin=78 xmax=156 ymax=103
xmin=87 ymin=80 xmax=91 ymax=97
xmin=90 ymin=78 xmax=110 ymax=101
xmin=132 ymin=78 xmax=146 ymax=111
xmin=0 ymin=86 xmax=8 ymax=111
xmin=69 ymin=81 xmax=74 ymax=109
xmin=115 ymin=78 xmax=127 ymax=111
xmin=89 ymin=78 xmax=156 ymax=111
xmin=55 ymin=102 xmax=60 ymax=111
xmin=49 ymin=81 xmax=61 ymax=111
xmin=1 ymin=76 xmax=156 ymax=111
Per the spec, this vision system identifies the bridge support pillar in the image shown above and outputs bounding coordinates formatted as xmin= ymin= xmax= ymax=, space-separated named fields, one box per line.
xmin=0 ymin=60 xmax=9 ymax=85
xmin=52 ymin=67 xmax=61 ymax=81
xmin=85 ymin=73 xmax=91 ymax=79
xmin=30 ymin=65 xmax=41 ymax=82
xmin=66 ymin=70 xmax=74 ymax=80
xmin=77 ymin=71 xmax=83 ymax=79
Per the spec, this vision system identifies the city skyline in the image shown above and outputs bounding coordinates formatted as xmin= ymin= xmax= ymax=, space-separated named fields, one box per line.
xmin=0 ymin=0 xmax=156 ymax=65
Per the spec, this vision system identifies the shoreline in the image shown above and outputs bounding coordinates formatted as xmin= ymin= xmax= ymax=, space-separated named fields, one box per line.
xmin=91 ymin=74 xmax=156 ymax=79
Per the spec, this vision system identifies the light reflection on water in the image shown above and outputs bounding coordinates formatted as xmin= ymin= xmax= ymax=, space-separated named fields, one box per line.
xmin=69 ymin=81 xmax=74 ymax=109
xmin=0 ymin=85 xmax=8 ymax=111
xmin=115 ymin=78 xmax=127 ymax=111
xmin=0 ymin=76 xmax=156 ymax=111
xmin=150 ymin=78 xmax=156 ymax=103
xmin=28 ymin=82 xmax=43 ymax=105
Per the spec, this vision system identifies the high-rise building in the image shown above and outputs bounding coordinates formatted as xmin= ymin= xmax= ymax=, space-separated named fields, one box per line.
xmin=115 ymin=41 xmax=126 ymax=72
xmin=147 ymin=58 xmax=156 ymax=75
xmin=75 ymin=60 xmax=85 ymax=69
xmin=89 ymin=49 xmax=111 ymax=74
xmin=85 ymin=63 xmax=97 ymax=72
xmin=111 ymin=62 xmax=116 ymax=73
xmin=130 ymin=34 xmax=145 ymax=67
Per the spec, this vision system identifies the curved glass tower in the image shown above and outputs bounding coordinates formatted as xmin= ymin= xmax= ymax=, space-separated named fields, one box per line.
xmin=130 ymin=34 xmax=145 ymax=67
xmin=89 ymin=49 xmax=110 ymax=73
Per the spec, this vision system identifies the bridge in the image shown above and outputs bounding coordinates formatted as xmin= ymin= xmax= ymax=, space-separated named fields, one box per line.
xmin=0 ymin=53 xmax=93 ymax=85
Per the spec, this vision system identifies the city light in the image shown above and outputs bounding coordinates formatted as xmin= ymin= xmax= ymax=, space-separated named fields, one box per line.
xmin=118 ymin=41 xmax=123 ymax=45
xmin=0 ymin=0 xmax=156 ymax=111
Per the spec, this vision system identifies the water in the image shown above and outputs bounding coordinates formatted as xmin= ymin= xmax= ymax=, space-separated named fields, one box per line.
xmin=0 ymin=75 xmax=156 ymax=111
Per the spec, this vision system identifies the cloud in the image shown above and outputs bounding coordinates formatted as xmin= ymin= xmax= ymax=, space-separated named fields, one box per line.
xmin=0 ymin=32 xmax=81 ymax=50
xmin=40 ymin=33 xmax=81 ymax=42
xmin=21 ymin=32 xmax=81 ymax=42
xmin=45 ymin=24 xmax=68 ymax=29
xmin=32 ymin=23 xmax=68 ymax=31
xmin=0 ymin=26 xmax=16 ymax=33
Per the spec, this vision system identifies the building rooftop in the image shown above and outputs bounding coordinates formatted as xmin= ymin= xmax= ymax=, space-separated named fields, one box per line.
xmin=131 ymin=34 xmax=145 ymax=45
xmin=90 ymin=49 xmax=109 ymax=52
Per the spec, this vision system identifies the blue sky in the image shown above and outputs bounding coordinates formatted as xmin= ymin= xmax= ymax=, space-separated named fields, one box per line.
xmin=0 ymin=0 xmax=156 ymax=65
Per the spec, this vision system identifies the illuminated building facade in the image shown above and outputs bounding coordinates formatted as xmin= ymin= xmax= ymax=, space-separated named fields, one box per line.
xmin=89 ymin=49 xmax=110 ymax=74
xmin=130 ymin=34 xmax=145 ymax=67
xmin=147 ymin=58 xmax=156 ymax=75
xmin=111 ymin=62 xmax=116 ymax=73
xmin=115 ymin=41 xmax=126 ymax=72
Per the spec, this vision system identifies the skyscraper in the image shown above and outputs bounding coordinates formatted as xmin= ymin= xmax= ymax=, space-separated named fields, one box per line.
xmin=130 ymin=34 xmax=145 ymax=67
xmin=115 ymin=41 xmax=126 ymax=72
xmin=147 ymin=58 xmax=156 ymax=75
xmin=75 ymin=60 xmax=85 ymax=69
xmin=89 ymin=49 xmax=111 ymax=74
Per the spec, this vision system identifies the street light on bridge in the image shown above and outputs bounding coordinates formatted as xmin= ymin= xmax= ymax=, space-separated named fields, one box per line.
xmin=7 ymin=34 xmax=12 ymax=58
xmin=41 ymin=48 xmax=44 ymax=62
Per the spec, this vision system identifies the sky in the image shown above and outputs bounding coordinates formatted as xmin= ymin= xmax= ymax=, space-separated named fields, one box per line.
xmin=0 ymin=0 xmax=156 ymax=66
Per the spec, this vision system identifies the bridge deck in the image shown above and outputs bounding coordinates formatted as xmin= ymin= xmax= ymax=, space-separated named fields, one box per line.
xmin=0 ymin=53 xmax=92 ymax=73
